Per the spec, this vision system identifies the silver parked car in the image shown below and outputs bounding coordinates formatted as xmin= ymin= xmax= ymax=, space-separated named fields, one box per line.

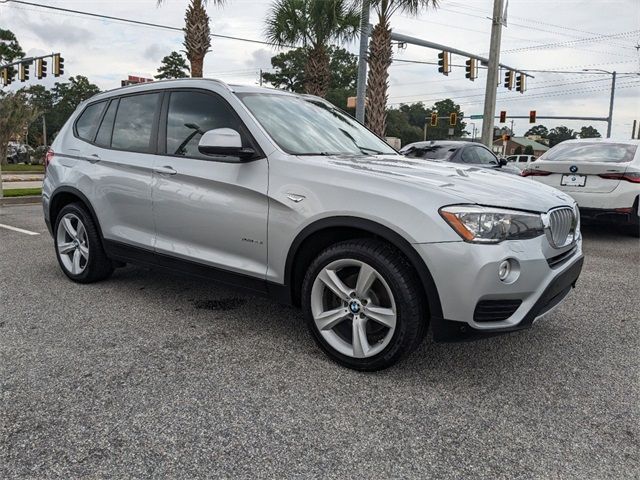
xmin=43 ymin=79 xmax=584 ymax=370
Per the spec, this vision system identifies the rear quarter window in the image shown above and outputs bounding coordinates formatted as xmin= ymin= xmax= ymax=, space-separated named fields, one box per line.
xmin=75 ymin=101 xmax=107 ymax=141
xmin=542 ymin=142 xmax=638 ymax=163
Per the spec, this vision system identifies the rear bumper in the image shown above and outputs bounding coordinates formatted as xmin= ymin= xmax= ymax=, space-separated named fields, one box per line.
xmin=431 ymin=255 xmax=583 ymax=342
xmin=579 ymin=196 xmax=639 ymax=226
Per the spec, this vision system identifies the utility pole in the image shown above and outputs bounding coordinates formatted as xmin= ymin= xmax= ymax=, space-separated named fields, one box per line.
xmin=42 ymin=115 xmax=47 ymax=147
xmin=607 ymin=71 xmax=616 ymax=138
xmin=481 ymin=0 xmax=505 ymax=147
xmin=355 ymin=0 xmax=370 ymax=123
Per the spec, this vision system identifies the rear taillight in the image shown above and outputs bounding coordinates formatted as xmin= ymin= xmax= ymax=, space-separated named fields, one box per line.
xmin=521 ymin=169 xmax=552 ymax=177
xmin=598 ymin=172 xmax=640 ymax=183
xmin=44 ymin=148 xmax=54 ymax=170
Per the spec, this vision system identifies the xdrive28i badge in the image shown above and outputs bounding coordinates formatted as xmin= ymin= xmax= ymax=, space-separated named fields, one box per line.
xmin=569 ymin=165 xmax=579 ymax=173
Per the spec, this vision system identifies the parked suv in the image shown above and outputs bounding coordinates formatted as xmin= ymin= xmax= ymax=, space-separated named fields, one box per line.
xmin=43 ymin=79 xmax=584 ymax=370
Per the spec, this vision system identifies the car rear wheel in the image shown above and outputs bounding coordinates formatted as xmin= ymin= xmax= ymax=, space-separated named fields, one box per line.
xmin=302 ymin=239 xmax=426 ymax=371
xmin=54 ymin=203 xmax=114 ymax=283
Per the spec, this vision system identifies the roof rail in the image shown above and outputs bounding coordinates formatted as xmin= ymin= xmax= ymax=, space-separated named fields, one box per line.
xmin=99 ymin=77 xmax=232 ymax=96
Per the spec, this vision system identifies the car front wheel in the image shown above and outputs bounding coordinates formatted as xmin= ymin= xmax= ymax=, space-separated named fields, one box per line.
xmin=302 ymin=239 xmax=426 ymax=371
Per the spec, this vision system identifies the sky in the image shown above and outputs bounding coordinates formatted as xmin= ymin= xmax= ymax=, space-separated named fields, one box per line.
xmin=2 ymin=0 xmax=639 ymax=139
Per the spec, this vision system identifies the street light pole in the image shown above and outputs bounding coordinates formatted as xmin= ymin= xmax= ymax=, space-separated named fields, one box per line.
xmin=583 ymin=69 xmax=616 ymax=138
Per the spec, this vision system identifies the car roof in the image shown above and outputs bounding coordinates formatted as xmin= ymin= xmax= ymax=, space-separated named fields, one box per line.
xmin=558 ymin=138 xmax=640 ymax=146
xmin=84 ymin=78 xmax=297 ymax=105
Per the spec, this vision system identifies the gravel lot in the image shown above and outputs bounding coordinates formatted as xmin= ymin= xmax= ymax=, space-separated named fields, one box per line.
xmin=1 ymin=203 xmax=638 ymax=479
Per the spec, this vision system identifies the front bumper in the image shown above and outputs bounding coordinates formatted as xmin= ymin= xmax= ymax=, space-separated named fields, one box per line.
xmin=414 ymin=234 xmax=584 ymax=342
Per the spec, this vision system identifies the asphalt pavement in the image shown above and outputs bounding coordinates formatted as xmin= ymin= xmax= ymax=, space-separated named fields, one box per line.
xmin=1 ymin=204 xmax=638 ymax=479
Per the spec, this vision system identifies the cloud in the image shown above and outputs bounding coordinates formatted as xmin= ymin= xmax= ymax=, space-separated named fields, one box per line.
xmin=27 ymin=20 xmax=94 ymax=45
xmin=143 ymin=43 xmax=176 ymax=62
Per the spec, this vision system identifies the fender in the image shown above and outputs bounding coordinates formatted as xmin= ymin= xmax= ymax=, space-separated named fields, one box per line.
xmin=283 ymin=216 xmax=444 ymax=321
xmin=48 ymin=186 xmax=105 ymax=241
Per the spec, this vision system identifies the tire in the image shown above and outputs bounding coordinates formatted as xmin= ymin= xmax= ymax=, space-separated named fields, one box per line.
xmin=302 ymin=239 xmax=427 ymax=371
xmin=54 ymin=202 xmax=114 ymax=283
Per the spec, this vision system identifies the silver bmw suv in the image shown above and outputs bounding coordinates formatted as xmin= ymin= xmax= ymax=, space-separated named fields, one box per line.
xmin=43 ymin=79 xmax=584 ymax=371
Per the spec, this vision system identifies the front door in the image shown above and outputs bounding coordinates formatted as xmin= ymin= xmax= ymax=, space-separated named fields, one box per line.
xmin=151 ymin=89 xmax=269 ymax=280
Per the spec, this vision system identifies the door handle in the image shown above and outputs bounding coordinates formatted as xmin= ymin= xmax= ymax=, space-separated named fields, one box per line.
xmin=88 ymin=153 xmax=101 ymax=163
xmin=154 ymin=165 xmax=177 ymax=176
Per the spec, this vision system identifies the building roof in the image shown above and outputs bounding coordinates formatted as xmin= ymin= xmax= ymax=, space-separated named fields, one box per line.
xmin=493 ymin=136 xmax=549 ymax=151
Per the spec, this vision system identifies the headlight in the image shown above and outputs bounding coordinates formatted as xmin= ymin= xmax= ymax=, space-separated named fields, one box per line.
xmin=440 ymin=205 xmax=544 ymax=243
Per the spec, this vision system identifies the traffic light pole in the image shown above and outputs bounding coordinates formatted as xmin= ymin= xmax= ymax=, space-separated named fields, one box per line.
xmin=481 ymin=0 xmax=505 ymax=147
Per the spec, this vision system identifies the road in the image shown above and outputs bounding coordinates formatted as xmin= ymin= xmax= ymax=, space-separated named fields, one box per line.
xmin=1 ymin=204 xmax=638 ymax=479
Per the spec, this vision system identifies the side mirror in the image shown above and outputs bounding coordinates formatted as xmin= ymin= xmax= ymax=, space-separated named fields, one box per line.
xmin=198 ymin=128 xmax=256 ymax=160
xmin=499 ymin=158 xmax=508 ymax=166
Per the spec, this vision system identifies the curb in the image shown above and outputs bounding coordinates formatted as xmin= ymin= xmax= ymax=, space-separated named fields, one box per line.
xmin=0 ymin=195 xmax=42 ymax=206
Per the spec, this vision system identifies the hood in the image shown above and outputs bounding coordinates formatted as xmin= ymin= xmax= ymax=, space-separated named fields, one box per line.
xmin=307 ymin=154 xmax=574 ymax=213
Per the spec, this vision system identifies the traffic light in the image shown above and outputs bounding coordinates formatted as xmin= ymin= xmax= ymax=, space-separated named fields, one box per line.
xmin=449 ymin=112 xmax=457 ymax=127
xmin=53 ymin=54 xmax=64 ymax=77
xmin=430 ymin=113 xmax=438 ymax=127
xmin=1 ymin=67 xmax=12 ymax=86
xmin=499 ymin=111 xmax=507 ymax=123
xmin=504 ymin=70 xmax=514 ymax=90
xmin=501 ymin=134 xmax=511 ymax=142
xmin=465 ymin=58 xmax=477 ymax=81
xmin=37 ymin=58 xmax=48 ymax=79
xmin=438 ymin=51 xmax=449 ymax=76
xmin=529 ymin=110 xmax=536 ymax=123
xmin=516 ymin=73 xmax=526 ymax=93
xmin=19 ymin=62 xmax=30 ymax=82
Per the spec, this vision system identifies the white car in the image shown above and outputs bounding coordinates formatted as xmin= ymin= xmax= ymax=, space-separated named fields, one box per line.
xmin=522 ymin=139 xmax=639 ymax=236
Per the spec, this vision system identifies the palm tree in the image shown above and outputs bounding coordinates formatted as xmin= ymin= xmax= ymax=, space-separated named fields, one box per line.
xmin=366 ymin=0 xmax=438 ymax=136
xmin=157 ymin=0 xmax=224 ymax=78
xmin=265 ymin=0 xmax=360 ymax=97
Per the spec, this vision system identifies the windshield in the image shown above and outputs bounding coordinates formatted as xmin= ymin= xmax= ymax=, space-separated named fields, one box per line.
xmin=402 ymin=144 xmax=457 ymax=160
xmin=238 ymin=93 xmax=398 ymax=156
xmin=541 ymin=142 xmax=638 ymax=163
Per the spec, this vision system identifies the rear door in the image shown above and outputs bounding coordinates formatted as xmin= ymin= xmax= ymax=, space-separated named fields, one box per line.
xmin=530 ymin=141 xmax=638 ymax=193
xmin=81 ymin=92 xmax=161 ymax=248
xmin=151 ymin=89 xmax=269 ymax=279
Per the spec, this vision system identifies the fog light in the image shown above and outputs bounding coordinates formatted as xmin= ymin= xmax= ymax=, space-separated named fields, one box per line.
xmin=498 ymin=260 xmax=511 ymax=280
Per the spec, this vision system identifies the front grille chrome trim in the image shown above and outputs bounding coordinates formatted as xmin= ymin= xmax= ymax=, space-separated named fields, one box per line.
xmin=542 ymin=206 xmax=578 ymax=249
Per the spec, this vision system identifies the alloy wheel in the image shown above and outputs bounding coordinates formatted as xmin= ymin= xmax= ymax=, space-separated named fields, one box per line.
xmin=310 ymin=259 xmax=397 ymax=359
xmin=56 ymin=213 xmax=90 ymax=275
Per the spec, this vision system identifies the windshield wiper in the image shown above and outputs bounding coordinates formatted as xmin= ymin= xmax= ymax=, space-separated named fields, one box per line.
xmin=356 ymin=146 xmax=385 ymax=155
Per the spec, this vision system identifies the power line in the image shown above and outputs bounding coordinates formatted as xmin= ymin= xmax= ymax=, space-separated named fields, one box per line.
xmin=388 ymin=80 xmax=640 ymax=107
xmin=1 ymin=0 xmax=285 ymax=48
xmin=389 ymin=76 xmax=615 ymax=102
xmin=500 ymin=30 xmax=640 ymax=54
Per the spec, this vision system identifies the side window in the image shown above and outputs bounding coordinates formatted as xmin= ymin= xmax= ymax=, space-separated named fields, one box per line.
xmin=95 ymin=100 xmax=118 ymax=148
xmin=475 ymin=147 xmax=499 ymax=165
xmin=75 ymin=101 xmax=107 ymax=141
xmin=166 ymin=90 xmax=244 ymax=159
xmin=460 ymin=147 xmax=479 ymax=164
xmin=111 ymin=93 xmax=160 ymax=153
